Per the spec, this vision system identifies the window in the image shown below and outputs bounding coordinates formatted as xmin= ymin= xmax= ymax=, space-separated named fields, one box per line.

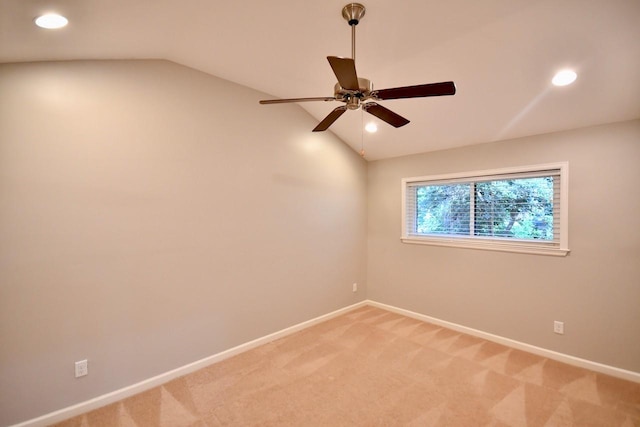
xmin=401 ymin=163 xmax=569 ymax=256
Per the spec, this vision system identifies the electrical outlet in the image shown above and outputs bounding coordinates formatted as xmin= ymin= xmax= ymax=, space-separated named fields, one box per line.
xmin=553 ymin=321 xmax=564 ymax=335
xmin=352 ymin=283 xmax=358 ymax=292
xmin=75 ymin=359 xmax=88 ymax=378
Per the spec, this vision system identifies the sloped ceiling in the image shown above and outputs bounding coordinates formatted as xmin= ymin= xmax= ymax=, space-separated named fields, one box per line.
xmin=1 ymin=0 xmax=639 ymax=160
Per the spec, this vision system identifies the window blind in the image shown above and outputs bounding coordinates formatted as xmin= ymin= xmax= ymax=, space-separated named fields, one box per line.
xmin=403 ymin=164 xmax=567 ymax=254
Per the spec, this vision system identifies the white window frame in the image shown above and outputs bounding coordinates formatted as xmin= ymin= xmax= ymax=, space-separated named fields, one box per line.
xmin=401 ymin=162 xmax=570 ymax=256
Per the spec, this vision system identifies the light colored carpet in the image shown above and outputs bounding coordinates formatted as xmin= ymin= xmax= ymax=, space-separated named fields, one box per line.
xmin=52 ymin=306 xmax=640 ymax=426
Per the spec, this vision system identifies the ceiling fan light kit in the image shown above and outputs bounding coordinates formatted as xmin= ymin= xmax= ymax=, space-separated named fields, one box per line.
xmin=259 ymin=3 xmax=456 ymax=132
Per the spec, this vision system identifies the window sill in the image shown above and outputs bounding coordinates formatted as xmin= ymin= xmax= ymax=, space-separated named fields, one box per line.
xmin=401 ymin=236 xmax=570 ymax=257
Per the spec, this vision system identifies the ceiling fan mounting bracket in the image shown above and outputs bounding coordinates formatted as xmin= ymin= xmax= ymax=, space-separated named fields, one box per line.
xmin=342 ymin=3 xmax=366 ymax=26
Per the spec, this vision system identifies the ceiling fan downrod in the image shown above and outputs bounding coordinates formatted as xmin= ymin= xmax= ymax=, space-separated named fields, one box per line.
xmin=342 ymin=3 xmax=366 ymax=61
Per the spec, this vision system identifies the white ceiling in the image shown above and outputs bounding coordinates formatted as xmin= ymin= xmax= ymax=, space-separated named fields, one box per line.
xmin=2 ymin=0 xmax=639 ymax=160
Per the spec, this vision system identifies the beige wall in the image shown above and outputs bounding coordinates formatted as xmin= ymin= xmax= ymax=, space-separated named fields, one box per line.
xmin=0 ymin=60 xmax=368 ymax=425
xmin=367 ymin=119 xmax=640 ymax=373
xmin=2 ymin=59 xmax=639 ymax=426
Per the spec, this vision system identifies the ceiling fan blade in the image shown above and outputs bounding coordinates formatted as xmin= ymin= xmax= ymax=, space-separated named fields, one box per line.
xmin=364 ymin=103 xmax=410 ymax=128
xmin=313 ymin=106 xmax=347 ymax=132
xmin=375 ymin=81 xmax=456 ymax=100
xmin=327 ymin=56 xmax=360 ymax=91
xmin=260 ymin=97 xmax=336 ymax=105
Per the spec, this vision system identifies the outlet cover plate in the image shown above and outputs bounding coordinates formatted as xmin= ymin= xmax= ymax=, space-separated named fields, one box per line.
xmin=75 ymin=359 xmax=88 ymax=377
xmin=553 ymin=321 xmax=564 ymax=335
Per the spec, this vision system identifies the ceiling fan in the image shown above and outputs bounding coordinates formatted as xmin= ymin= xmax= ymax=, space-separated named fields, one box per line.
xmin=259 ymin=3 xmax=456 ymax=132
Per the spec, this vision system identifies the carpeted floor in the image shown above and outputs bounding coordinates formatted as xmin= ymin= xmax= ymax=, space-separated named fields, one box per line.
xmin=52 ymin=306 xmax=640 ymax=426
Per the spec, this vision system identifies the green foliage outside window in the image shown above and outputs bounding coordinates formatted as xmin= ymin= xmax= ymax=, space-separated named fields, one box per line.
xmin=416 ymin=184 xmax=470 ymax=235
xmin=415 ymin=177 xmax=554 ymax=240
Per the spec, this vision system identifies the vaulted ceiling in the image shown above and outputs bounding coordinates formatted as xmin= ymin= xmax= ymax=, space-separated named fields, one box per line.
xmin=2 ymin=0 xmax=639 ymax=160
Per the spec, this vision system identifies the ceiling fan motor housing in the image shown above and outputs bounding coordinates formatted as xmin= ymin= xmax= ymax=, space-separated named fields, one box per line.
xmin=334 ymin=77 xmax=372 ymax=109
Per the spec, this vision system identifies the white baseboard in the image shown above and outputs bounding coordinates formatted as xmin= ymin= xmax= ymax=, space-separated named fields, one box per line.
xmin=366 ymin=300 xmax=640 ymax=383
xmin=13 ymin=298 xmax=639 ymax=426
xmin=11 ymin=300 xmax=368 ymax=427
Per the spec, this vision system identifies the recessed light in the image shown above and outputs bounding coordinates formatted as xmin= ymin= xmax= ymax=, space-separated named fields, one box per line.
xmin=365 ymin=122 xmax=378 ymax=133
xmin=552 ymin=69 xmax=577 ymax=87
xmin=35 ymin=13 xmax=68 ymax=29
